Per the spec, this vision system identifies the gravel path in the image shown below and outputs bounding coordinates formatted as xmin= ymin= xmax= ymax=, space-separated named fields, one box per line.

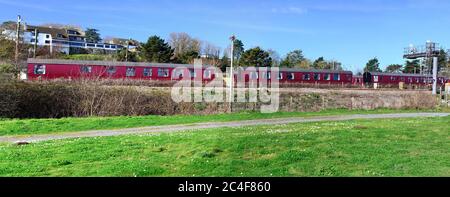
xmin=1 ymin=113 xmax=448 ymax=144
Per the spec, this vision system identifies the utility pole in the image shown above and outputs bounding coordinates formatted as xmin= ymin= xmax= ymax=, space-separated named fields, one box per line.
xmin=432 ymin=57 xmax=438 ymax=95
xmin=125 ymin=38 xmax=130 ymax=62
xmin=15 ymin=15 xmax=21 ymax=63
xmin=229 ymin=35 xmax=236 ymax=112
xmin=33 ymin=28 xmax=38 ymax=58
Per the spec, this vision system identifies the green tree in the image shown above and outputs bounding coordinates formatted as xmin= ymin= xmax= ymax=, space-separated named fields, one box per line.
xmin=141 ymin=36 xmax=174 ymax=63
xmin=364 ymin=57 xmax=382 ymax=72
xmin=233 ymin=39 xmax=244 ymax=61
xmin=385 ymin=64 xmax=403 ymax=73
xmin=312 ymin=57 xmax=327 ymax=69
xmin=403 ymin=60 xmax=420 ymax=74
xmin=116 ymin=48 xmax=138 ymax=62
xmin=174 ymin=50 xmax=199 ymax=64
xmin=280 ymin=50 xmax=305 ymax=68
xmin=85 ymin=28 xmax=102 ymax=43
xmin=239 ymin=47 xmax=272 ymax=67
xmin=219 ymin=54 xmax=230 ymax=72
xmin=438 ymin=49 xmax=447 ymax=72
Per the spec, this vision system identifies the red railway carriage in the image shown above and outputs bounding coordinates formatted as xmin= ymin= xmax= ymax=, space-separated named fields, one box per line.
xmin=363 ymin=72 xmax=447 ymax=86
xmin=234 ymin=67 xmax=353 ymax=85
xmin=27 ymin=58 xmax=216 ymax=81
xmin=352 ymin=75 xmax=364 ymax=87
xmin=275 ymin=68 xmax=353 ymax=85
xmin=27 ymin=59 xmax=354 ymax=85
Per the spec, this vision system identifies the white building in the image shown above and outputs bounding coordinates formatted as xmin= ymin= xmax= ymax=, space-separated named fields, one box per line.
xmin=2 ymin=24 xmax=135 ymax=54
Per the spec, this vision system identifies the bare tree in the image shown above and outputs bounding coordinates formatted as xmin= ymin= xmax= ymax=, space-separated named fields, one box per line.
xmin=169 ymin=32 xmax=202 ymax=58
xmin=202 ymin=41 xmax=221 ymax=58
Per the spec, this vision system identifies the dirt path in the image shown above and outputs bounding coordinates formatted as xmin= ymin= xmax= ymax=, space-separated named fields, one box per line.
xmin=1 ymin=113 xmax=448 ymax=144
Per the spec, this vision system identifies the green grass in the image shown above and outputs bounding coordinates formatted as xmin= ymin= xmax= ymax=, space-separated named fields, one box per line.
xmin=0 ymin=116 xmax=448 ymax=177
xmin=0 ymin=109 xmax=434 ymax=136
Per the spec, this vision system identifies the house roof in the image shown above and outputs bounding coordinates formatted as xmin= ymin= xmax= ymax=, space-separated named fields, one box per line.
xmin=25 ymin=25 xmax=84 ymax=40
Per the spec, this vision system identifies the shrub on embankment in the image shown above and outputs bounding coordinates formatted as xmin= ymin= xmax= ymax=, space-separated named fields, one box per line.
xmin=0 ymin=81 xmax=440 ymax=118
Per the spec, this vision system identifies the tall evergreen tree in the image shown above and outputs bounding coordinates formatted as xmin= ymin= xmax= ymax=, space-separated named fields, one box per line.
xmin=239 ymin=47 xmax=272 ymax=67
xmin=233 ymin=39 xmax=244 ymax=61
xmin=364 ymin=57 xmax=382 ymax=72
xmin=385 ymin=64 xmax=403 ymax=73
xmin=312 ymin=57 xmax=327 ymax=69
xmin=141 ymin=36 xmax=174 ymax=63
xmin=85 ymin=28 xmax=102 ymax=43
xmin=403 ymin=60 xmax=420 ymax=74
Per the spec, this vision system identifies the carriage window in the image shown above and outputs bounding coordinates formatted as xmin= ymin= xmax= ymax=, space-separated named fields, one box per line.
xmin=408 ymin=77 xmax=412 ymax=82
xmin=278 ymin=73 xmax=283 ymax=80
xmin=250 ymin=72 xmax=258 ymax=80
xmin=287 ymin=73 xmax=295 ymax=80
xmin=80 ymin=66 xmax=92 ymax=73
xmin=262 ymin=72 xmax=272 ymax=79
xmin=126 ymin=67 xmax=136 ymax=77
xmin=107 ymin=67 xmax=116 ymax=75
xmin=373 ymin=76 xmax=379 ymax=82
xmin=324 ymin=74 xmax=331 ymax=81
xmin=204 ymin=70 xmax=212 ymax=79
xmin=314 ymin=73 xmax=320 ymax=81
xmin=173 ymin=69 xmax=184 ymax=78
xmin=189 ymin=69 xmax=197 ymax=78
xmin=143 ymin=68 xmax=152 ymax=77
xmin=303 ymin=74 xmax=311 ymax=80
xmin=333 ymin=74 xmax=340 ymax=81
xmin=158 ymin=68 xmax=170 ymax=77
xmin=34 ymin=65 xmax=46 ymax=75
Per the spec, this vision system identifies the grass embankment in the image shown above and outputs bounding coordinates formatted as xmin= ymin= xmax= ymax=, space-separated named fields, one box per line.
xmin=0 ymin=116 xmax=448 ymax=177
xmin=0 ymin=109 xmax=437 ymax=136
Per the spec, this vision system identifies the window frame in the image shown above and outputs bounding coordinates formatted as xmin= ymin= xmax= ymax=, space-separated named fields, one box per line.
xmin=303 ymin=73 xmax=311 ymax=80
xmin=314 ymin=73 xmax=320 ymax=81
xmin=126 ymin=67 xmax=136 ymax=77
xmin=34 ymin=64 xmax=46 ymax=75
xmin=287 ymin=73 xmax=295 ymax=80
xmin=158 ymin=68 xmax=170 ymax=77
xmin=143 ymin=68 xmax=152 ymax=77
xmin=203 ymin=69 xmax=212 ymax=79
xmin=333 ymin=73 xmax=340 ymax=81
xmin=80 ymin=65 xmax=92 ymax=73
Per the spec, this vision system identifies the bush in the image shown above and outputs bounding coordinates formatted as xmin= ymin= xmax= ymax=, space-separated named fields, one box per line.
xmin=0 ymin=80 xmax=440 ymax=119
xmin=0 ymin=63 xmax=19 ymax=75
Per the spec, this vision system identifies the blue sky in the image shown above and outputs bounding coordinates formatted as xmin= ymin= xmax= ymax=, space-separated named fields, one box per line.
xmin=1 ymin=0 xmax=450 ymax=71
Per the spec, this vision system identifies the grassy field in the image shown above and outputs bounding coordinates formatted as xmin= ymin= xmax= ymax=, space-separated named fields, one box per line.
xmin=0 ymin=109 xmax=438 ymax=137
xmin=0 ymin=116 xmax=448 ymax=177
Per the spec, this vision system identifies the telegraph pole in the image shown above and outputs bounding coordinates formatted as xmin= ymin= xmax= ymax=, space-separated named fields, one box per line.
xmin=125 ymin=38 xmax=130 ymax=62
xmin=229 ymin=35 xmax=236 ymax=112
xmin=33 ymin=28 xmax=38 ymax=58
xmin=432 ymin=57 xmax=438 ymax=95
xmin=15 ymin=15 xmax=21 ymax=63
